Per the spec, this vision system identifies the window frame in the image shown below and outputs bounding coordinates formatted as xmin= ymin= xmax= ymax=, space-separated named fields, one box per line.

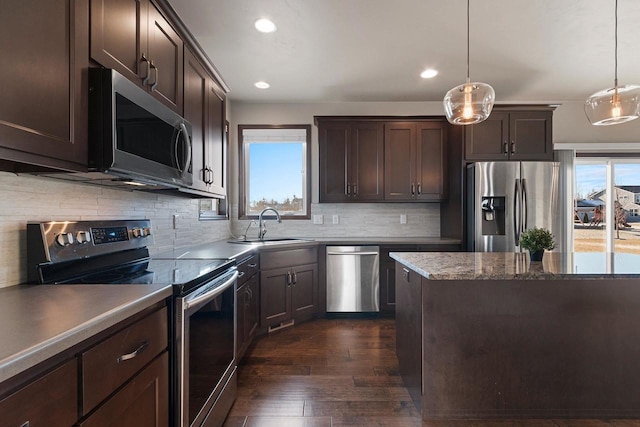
xmin=238 ymin=124 xmax=312 ymax=220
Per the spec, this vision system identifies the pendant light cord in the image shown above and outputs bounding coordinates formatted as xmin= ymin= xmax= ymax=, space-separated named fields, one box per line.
xmin=614 ymin=0 xmax=618 ymax=88
xmin=466 ymin=0 xmax=470 ymax=83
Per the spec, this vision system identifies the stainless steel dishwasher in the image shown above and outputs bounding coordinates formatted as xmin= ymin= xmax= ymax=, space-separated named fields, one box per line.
xmin=326 ymin=246 xmax=380 ymax=312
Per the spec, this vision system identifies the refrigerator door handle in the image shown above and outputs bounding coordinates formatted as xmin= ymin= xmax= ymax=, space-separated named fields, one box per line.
xmin=522 ymin=178 xmax=528 ymax=230
xmin=514 ymin=178 xmax=521 ymax=247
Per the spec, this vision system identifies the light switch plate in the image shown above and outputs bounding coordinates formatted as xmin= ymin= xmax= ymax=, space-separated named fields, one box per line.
xmin=400 ymin=214 xmax=407 ymax=224
xmin=313 ymin=214 xmax=323 ymax=224
xmin=332 ymin=215 xmax=339 ymax=224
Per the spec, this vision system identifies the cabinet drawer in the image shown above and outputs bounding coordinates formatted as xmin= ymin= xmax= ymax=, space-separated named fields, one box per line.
xmin=237 ymin=252 xmax=259 ymax=285
xmin=261 ymin=247 xmax=317 ymax=270
xmin=0 ymin=359 xmax=77 ymax=427
xmin=81 ymin=307 xmax=168 ymax=414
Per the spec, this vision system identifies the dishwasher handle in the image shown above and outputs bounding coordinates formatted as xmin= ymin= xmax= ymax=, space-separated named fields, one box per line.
xmin=327 ymin=251 xmax=379 ymax=256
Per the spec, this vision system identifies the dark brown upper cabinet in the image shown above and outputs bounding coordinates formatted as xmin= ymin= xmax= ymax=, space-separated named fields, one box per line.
xmin=91 ymin=0 xmax=183 ymax=113
xmin=182 ymin=48 xmax=226 ymax=198
xmin=318 ymin=120 xmax=384 ymax=202
xmin=464 ymin=108 xmax=553 ymax=161
xmin=384 ymin=121 xmax=447 ymax=201
xmin=0 ymin=0 xmax=88 ymax=172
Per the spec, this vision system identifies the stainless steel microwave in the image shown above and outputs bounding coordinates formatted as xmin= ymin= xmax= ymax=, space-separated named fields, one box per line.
xmin=88 ymin=68 xmax=193 ymax=188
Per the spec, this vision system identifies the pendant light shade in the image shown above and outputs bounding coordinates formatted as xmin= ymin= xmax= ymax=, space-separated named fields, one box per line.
xmin=585 ymin=85 xmax=640 ymax=125
xmin=584 ymin=0 xmax=640 ymax=126
xmin=443 ymin=0 xmax=495 ymax=125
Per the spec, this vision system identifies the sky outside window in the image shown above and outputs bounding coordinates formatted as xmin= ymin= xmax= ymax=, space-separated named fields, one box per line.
xmin=248 ymin=141 xmax=304 ymax=208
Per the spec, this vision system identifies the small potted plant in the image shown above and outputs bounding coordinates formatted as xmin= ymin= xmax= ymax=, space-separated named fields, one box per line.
xmin=519 ymin=227 xmax=555 ymax=262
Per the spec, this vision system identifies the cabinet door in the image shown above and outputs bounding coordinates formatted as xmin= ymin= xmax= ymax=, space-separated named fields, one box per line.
xmin=78 ymin=352 xmax=169 ymax=427
xmin=509 ymin=111 xmax=553 ymax=161
xmin=319 ymin=121 xmax=350 ymax=202
xmin=206 ymin=79 xmax=226 ymax=196
xmin=147 ymin=3 xmax=183 ymax=113
xmin=416 ymin=122 xmax=447 ymax=201
xmin=246 ymin=274 xmax=260 ymax=342
xmin=90 ymin=0 xmax=148 ymax=86
xmin=464 ymin=112 xmax=509 ymax=161
xmin=0 ymin=359 xmax=78 ymax=427
xmin=351 ymin=122 xmax=384 ymax=201
xmin=260 ymin=267 xmax=292 ymax=328
xmin=384 ymin=122 xmax=416 ymax=200
xmin=0 ymin=0 xmax=87 ymax=170
xmin=380 ymin=259 xmax=397 ymax=315
xmin=183 ymin=49 xmax=209 ymax=192
xmin=236 ymin=283 xmax=247 ymax=358
xmin=291 ymin=263 xmax=318 ymax=323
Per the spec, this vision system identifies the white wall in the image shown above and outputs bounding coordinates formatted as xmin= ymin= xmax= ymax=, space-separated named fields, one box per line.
xmin=0 ymin=172 xmax=230 ymax=288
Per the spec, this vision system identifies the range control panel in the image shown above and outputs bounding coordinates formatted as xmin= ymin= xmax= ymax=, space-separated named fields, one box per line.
xmin=28 ymin=219 xmax=153 ymax=264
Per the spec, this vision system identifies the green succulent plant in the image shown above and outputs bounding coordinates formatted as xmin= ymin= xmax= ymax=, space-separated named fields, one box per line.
xmin=520 ymin=227 xmax=555 ymax=252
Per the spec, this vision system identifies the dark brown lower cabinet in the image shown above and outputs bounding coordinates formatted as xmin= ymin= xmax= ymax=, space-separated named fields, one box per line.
xmin=260 ymin=247 xmax=319 ymax=332
xmin=237 ymin=274 xmax=259 ymax=360
xmin=0 ymin=359 xmax=78 ymax=427
xmin=78 ymin=352 xmax=169 ymax=427
xmin=0 ymin=302 xmax=169 ymax=427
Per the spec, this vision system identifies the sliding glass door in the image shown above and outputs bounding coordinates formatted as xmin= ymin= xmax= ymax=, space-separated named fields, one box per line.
xmin=573 ymin=159 xmax=640 ymax=254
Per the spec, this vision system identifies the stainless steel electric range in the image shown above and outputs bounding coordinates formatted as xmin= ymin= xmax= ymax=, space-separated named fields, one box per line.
xmin=27 ymin=219 xmax=238 ymax=427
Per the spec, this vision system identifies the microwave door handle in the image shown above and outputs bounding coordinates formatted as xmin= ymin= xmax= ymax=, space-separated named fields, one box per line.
xmin=174 ymin=122 xmax=191 ymax=176
xmin=180 ymin=122 xmax=191 ymax=177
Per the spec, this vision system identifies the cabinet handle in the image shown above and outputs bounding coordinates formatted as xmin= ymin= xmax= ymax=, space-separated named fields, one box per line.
xmin=20 ymin=422 xmax=30 ymax=427
xmin=346 ymin=184 xmax=351 ymax=195
xmin=411 ymin=183 xmax=415 ymax=195
xmin=503 ymin=141 xmax=508 ymax=155
xmin=237 ymin=271 xmax=245 ymax=279
xmin=287 ymin=271 xmax=292 ymax=286
xmin=417 ymin=183 xmax=422 ymax=195
xmin=117 ymin=341 xmax=149 ymax=363
xmin=352 ymin=184 xmax=357 ymax=195
xmin=248 ymin=263 xmax=257 ymax=268
xmin=149 ymin=61 xmax=158 ymax=91
xmin=141 ymin=53 xmax=151 ymax=85
xmin=247 ymin=287 xmax=252 ymax=300
xmin=511 ymin=141 xmax=515 ymax=154
xmin=292 ymin=270 xmax=297 ymax=285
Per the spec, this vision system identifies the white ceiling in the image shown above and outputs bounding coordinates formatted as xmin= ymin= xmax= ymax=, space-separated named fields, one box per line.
xmin=168 ymin=0 xmax=640 ymax=104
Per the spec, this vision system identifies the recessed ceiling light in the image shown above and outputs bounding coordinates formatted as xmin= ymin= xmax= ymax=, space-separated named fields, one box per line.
xmin=254 ymin=18 xmax=277 ymax=33
xmin=254 ymin=81 xmax=270 ymax=89
xmin=420 ymin=68 xmax=439 ymax=79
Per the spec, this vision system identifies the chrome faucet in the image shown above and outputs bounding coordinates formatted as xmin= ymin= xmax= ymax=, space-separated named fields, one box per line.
xmin=258 ymin=207 xmax=281 ymax=240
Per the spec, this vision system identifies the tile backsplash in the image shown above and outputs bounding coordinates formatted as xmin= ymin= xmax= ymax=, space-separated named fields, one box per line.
xmin=0 ymin=172 xmax=230 ymax=288
xmin=230 ymin=203 xmax=440 ymax=240
xmin=0 ymin=172 xmax=442 ymax=288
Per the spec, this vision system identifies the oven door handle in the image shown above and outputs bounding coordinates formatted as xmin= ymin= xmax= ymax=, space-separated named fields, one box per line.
xmin=184 ymin=270 xmax=238 ymax=310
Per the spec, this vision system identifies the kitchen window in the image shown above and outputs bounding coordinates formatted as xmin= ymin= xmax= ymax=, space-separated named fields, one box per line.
xmin=238 ymin=125 xmax=311 ymax=219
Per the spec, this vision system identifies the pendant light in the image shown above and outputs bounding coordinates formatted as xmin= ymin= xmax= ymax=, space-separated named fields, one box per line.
xmin=585 ymin=0 xmax=640 ymax=126
xmin=443 ymin=0 xmax=495 ymax=125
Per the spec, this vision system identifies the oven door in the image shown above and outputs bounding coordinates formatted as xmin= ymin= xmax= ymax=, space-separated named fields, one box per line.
xmin=176 ymin=268 xmax=237 ymax=427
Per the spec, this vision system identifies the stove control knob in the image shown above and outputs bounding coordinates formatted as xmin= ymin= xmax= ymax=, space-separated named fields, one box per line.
xmin=142 ymin=227 xmax=152 ymax=237
xmin=76 ymin=230 xmax=91 ymax=244
xmin=56 ymin=232 xmax=74 ymax=246
xmin=132 ymin=228 xmax=143 ymax=238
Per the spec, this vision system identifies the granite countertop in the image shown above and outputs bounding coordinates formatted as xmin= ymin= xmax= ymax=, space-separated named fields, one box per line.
xmin=391 ymin=252 xmax=640 ymax=280
xmin=0 ymin=283 xmax=172 ymax=383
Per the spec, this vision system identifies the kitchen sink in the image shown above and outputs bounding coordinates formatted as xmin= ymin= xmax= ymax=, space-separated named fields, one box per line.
xmin=228 ymin=238 xmax=313 ymax=245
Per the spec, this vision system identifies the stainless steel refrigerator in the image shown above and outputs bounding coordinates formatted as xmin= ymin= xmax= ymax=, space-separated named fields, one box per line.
xmin=466 ymin=161 xmax=563 ymax=252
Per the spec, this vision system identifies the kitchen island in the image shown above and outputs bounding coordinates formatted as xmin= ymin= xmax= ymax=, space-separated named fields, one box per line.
xmin=390 ymin=251 xmax=640 ymax=420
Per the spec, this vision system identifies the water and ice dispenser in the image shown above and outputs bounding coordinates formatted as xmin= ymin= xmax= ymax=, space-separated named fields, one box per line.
xmin=481 ymin=196 xmax=505 ymax=236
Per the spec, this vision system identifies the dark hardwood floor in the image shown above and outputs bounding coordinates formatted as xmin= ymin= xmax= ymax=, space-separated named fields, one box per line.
xmin=224 ymin=318 xmax=640 ymax=427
